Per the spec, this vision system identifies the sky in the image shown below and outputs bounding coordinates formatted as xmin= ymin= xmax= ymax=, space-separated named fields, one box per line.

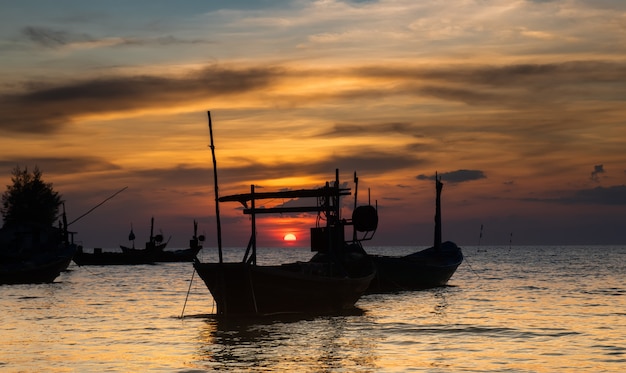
xmin=1 ymin=0 xmax=625 ymax=249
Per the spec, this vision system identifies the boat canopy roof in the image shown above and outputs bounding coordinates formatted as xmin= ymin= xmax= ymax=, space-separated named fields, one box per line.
xmin=218 ymin=186 xmax=351 ymax=203
xmin=218 ymin=185 xmax=351 ymax=215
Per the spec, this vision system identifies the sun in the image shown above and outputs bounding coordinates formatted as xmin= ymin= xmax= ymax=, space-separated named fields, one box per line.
xmin=283 ymin=233 xmax=297 ymax=241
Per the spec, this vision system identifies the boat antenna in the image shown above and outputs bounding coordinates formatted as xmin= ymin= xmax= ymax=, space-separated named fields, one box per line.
xmin=129 ymin=223 xmax=136 ymax=249
xmin=67 ymin=186 xmax=128 ymax=226
xmin=434 ymin=172 xmax=443 ymax=250
xmin=208 ymin=111 xmax=224 ymax=263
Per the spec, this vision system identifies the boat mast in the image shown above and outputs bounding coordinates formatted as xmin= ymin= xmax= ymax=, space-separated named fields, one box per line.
xmin=250 ymin=184 xmax=257 ymax=265
xmin=352 ymin=171 xmax=358 ymax=242
xmin=150 ymin=217 xmax=154 ymax=243
xmin=335 ymin=169 xmax=340 ymax=221
xmin=208 ymin=111 xmax=224 ymax=263
xmin=434 ymin=172 xmax=443 ymax=250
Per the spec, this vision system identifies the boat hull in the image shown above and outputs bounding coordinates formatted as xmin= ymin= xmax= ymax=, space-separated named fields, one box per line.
xmin=0 ymin=223 xmax=77 ymax=284
xmin=194 ymin=261 xmax=374 ymax=316
xmin=368 ymin=242 xmax=463 ymax=292
xmin=120 ymin=242 xmax=167 ymax=253
xmin=0 ymin=247 xmax=76 ymax=285
xmin=72 ymin=249 xmax=155 ymax=266
xmin=154 ymin=247 xmax=201 ymax=262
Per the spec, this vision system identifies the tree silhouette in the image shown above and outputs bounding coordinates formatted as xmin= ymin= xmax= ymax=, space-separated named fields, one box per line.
xmin=1 ymin=166 xmax=62 ymax=228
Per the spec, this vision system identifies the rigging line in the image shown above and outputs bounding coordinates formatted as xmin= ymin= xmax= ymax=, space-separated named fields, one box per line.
xmin=73 ymin=261 xmax=112 ymax=280
xmin=463 ymin=254 xmax=482 ymax=280
xmin=68 ymin=186 xmax=128 ymax=226
xmin=180 ymin=268 xmax=196 ymax=319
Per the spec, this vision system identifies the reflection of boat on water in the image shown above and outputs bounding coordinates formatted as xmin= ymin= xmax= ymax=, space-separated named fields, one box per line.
xmin=0 ymin=214 xmax=78 ymax=285
xmin=367 ymin=175 xmax=463 ymax=293
xmin=193 ymin=113 xmax=376 ymax=316
xmin=195 ymin=310 xmax=376 ymax=371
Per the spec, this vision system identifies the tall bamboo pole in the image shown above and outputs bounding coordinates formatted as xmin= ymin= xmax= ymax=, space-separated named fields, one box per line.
xmin=208 ymin=111 xmax=223 ymax=263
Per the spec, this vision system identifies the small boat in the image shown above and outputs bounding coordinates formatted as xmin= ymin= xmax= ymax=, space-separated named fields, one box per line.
xmin=0 ymin=255 xmax=74 ymax=285
xmin=73 ymin=218 xmax=163 ymax=265
xmin=367 ymin=175 xmax=463 ymax=292
xmin=0 ymin=214 xmax=78 ymax=285
xmin=73 ymin=220 xmax=201 ymax=265
xmin=154 ymin=220 xmax=204 ymax=262
xmin=120 ymin=217 xmax=168 ymax=253
xmin=193 ymin=113 xmax=376 ymax=316
xmin=72 ymin=246 xmax=155 ymax=266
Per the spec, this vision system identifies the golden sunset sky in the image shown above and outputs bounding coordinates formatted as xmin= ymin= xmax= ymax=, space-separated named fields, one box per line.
xmin=1 ymin=0 xmax=625 ymax=248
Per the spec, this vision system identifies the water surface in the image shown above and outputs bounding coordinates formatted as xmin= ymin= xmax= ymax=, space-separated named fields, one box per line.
xmin=1 ymin=246 xmax=624 ymax=372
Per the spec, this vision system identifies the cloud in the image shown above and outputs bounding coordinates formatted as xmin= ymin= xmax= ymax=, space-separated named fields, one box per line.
xmin=590 ymin=164 xmax=604 ymax=182
xmin=316 ymin=122 xmax=418 ymax=137
xmin=135 ymin=165 xmax=212 ymax=187
xmin=416 ymin=169 xmax=486 ymax=183
xmin=557 ymin=185 xmax=626 ymax=205
xmin=113 ymin=151 xmax=420 ymax=195
xmin=2 ymin=59 xmax=625 ymax=140
xmin=21 ymin=26 xmax=79 ymax=47
xmin=0 ymin=65 xmax=284 ymax=134
xmin=0 ymin=157 xmax=120 ymax=175
xmin=21 ymin=26 xmax=212 ymax=49
xmin=219 ymin=151 xmax=422 ymax=184
xmin=356 ymin=61 xmax=626 ymax=107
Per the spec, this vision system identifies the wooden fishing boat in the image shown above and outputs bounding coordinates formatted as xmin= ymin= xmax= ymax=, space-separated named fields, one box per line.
xmin=154 ymin=220 xmax=204 ymax=262
xmin=120 ymin=217 xmax=168 ymax=253
xmin=367 ymin=175 xmax=463 ymax=293
xmin=193 ymin=113 xmax=376 ymax=316
xmin=120 ymin=218 xmax=203 ymax=262
xmin=0 ymin=217 xmax=77 ymax=285
xmin=0 ymin=250 xmax=75 ymax=285
xmin=194 ymin=179 xmax=377 ymax=316
xmin=73 ymin=220 xmax=202 ymax=265
xmin=72 ymin=246 xmax=155 ymax=266
xmin=73 ymin=219 xmax=159 ymax=265
xmin=368 ymin=242 xmax=463 ymax=292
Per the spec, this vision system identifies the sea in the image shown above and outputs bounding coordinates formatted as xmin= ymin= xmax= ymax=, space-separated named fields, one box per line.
xmin=1 ymin=245 xmax=624 ymax=372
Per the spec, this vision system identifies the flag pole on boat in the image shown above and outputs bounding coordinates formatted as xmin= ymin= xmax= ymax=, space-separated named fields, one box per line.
xmin=208 ymin=111 xmax=223 ymax=263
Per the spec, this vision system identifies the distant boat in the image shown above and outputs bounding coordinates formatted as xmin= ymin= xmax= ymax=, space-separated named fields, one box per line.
xmin=0 ymin=213 xmax=78 ymax=285
xmin=73 ymin=217 xmax=166 ymax=266
xmin=120 ymin=217 xmax=168 ymax=253
xmin=73 ymin=219 xmax=201 ymax=265
xmin=72 ymin=246 xmax=155 ymax=266
xmin=192 ymin=113 xmax=376 ymax=316
xmin=367 ymin=175 xmax=463 ymax=293
xmin=153 ymin=220 xmax=204 ymax=262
